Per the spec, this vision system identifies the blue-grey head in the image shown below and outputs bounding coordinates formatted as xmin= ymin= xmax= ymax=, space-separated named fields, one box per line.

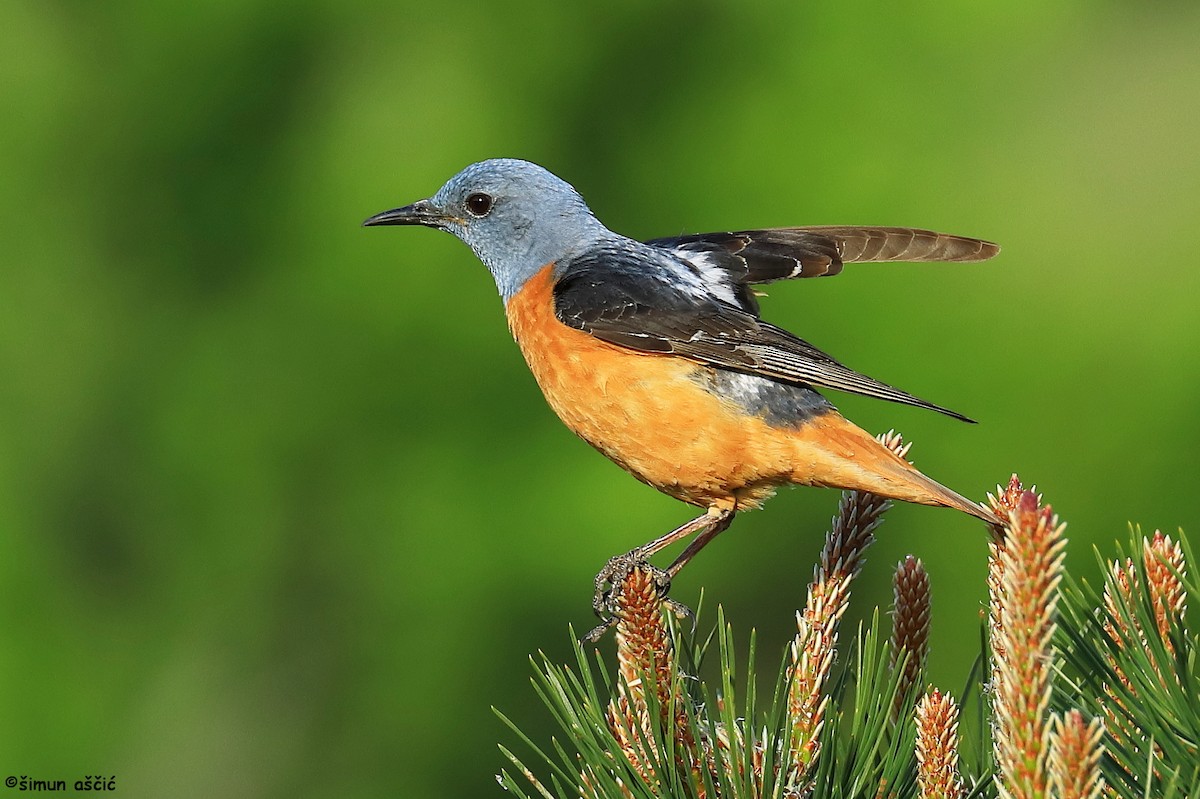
xmin=364 ymin=158 xmax=610 ymax=300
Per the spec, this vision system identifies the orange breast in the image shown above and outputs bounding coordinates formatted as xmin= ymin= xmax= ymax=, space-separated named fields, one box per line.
xmin=504 ymin=264 xmax=807 ymax=509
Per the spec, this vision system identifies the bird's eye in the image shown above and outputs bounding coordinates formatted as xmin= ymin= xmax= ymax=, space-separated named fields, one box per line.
xmin=465 ymin=192 xmax=494 ymax=217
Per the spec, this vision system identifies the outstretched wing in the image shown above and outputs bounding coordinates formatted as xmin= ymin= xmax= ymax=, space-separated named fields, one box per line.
xmin=553 ymin=244 xmax=975 ymax=422
xmin=648 ymin=226 xmax=999 ymax=283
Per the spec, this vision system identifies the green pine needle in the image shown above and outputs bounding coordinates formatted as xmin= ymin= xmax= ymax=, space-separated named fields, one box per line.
xmin=497 ymin=524 xmax=1196 ymax=799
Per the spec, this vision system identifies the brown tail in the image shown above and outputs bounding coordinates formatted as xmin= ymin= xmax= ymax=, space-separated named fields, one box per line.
xmin=787 ymin=413 xmax=999 ymax=526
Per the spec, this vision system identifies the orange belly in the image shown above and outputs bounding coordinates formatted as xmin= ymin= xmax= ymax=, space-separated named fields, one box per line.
xmin=503 ymin=264 xmax=992 ymax=521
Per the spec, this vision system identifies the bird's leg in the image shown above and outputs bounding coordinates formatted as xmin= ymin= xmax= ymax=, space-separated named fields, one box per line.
xmin=590 ymin=507 xmax=737 ymax=621
xmin=664 ymin=508 xmax=735 ymax=578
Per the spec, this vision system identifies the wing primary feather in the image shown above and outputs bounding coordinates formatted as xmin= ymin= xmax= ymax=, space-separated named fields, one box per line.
xmin=648 ymin=226 xmax=999 ymax=286
xmin=803 ymin=226 xmax=1000 ymax=264
xmin=669 ymin=337 xmax=977 ymax=423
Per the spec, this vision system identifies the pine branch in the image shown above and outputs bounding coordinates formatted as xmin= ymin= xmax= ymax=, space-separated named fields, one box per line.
xmin=989 ymin=490 xmax=1067 ymax=799
xmin=891 ymin=555 xmax=931 ymax=719
xmin=1047 ymin=709 xmax=1104 ymax=799
xmin=915 ymin=688 xmax=964 ymax=799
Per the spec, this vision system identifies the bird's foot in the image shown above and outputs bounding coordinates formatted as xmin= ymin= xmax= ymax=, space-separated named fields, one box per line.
xmin=591 ymin=548 xmax=665 ymax=614
xmin=582 ymin=552 xmax=693 ymax=643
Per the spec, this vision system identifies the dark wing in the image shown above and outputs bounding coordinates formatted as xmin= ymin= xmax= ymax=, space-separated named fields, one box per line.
xmin=648 ymin=226 xmax=999 ymax=283
xmin=553 ymin=246 xmax=974 ymax=422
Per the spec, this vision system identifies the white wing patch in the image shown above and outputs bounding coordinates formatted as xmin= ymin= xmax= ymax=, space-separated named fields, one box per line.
xmin=672 ymin=247 xmax=742 ymax=306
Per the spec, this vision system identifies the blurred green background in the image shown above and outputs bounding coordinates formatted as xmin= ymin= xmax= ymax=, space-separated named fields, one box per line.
xmin=2 ymin=0 xmax=1198 ymax=796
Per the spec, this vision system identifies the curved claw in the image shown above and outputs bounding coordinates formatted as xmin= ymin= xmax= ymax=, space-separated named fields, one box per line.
xmin=584 ymin=551 xmax=685 ymax=643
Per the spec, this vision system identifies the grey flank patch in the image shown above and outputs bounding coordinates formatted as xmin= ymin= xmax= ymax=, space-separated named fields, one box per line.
xmin=692 ymin=367 xmax=834 ymax=428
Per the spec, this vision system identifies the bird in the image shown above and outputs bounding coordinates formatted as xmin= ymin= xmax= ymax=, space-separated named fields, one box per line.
xmin=364 ymin=158 xmax=1001 ymax=618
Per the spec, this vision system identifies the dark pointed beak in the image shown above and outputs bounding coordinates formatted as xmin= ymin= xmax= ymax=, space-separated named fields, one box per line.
xmin=362 ymin=198 xmax=445 ymax=227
